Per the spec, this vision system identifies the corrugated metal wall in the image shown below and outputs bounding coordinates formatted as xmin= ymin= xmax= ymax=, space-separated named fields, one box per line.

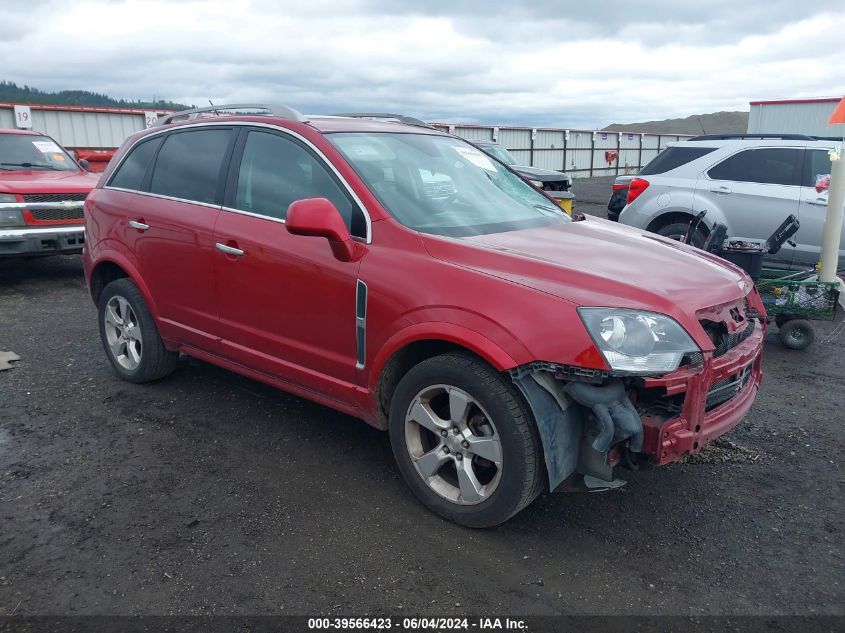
xmin=748 ymin=101 xmax=842 ymax=137
xmin=0 ymin=105 xmax=148 ymax=148
xmin=432 ymin=123 xmax=692 ymax=178
xmin=1 ymin=103 xmax=696 ymax=176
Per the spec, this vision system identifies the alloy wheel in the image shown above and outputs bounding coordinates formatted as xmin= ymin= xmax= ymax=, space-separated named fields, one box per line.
xmin=404 ymin=384 xmax=503 ymax=505
xmin=103 ymin=295 xmax=143 ymax=371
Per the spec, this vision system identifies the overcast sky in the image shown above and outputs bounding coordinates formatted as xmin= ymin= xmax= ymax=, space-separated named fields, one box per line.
xmin=2 ymin=0 xmax=844 ymax=128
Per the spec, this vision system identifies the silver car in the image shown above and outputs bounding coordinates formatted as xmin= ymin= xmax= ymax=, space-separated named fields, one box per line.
xmin=614 ymin=136 xmax=844 ymax=269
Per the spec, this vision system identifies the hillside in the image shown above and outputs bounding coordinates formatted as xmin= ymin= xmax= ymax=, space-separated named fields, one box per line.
xmin=0 ymin=81 xmax=191 ymax=111
xmin=603 ymin=111 xmax=749 ymax=135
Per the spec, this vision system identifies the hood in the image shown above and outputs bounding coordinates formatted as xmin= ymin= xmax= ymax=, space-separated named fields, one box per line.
xmin=422 ymin=217 xmax=751 ymax=327
xmin=512 ymin=165 xmax=570 ymax=183
xmin=0 ymin=170 xmax=99 ymax=195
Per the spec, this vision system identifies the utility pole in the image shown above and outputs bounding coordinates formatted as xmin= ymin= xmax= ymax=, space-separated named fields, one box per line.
xmin=819 ymin=96 xmax=845 ymax=283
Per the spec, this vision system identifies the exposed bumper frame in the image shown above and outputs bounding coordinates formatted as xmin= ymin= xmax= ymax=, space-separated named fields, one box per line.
xmin=640 ymin=319 xmax=765 ymax=464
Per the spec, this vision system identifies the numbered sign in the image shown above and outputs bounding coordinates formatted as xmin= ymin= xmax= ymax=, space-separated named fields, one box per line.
xmin=144 ymin=111 xmax=158 ymax=128
xmin=14 ymin=105 xmax=32 ymax=129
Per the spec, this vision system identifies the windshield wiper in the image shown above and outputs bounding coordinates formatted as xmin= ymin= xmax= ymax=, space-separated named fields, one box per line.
xmin=0 ymin=162 xmax=63 ymax=171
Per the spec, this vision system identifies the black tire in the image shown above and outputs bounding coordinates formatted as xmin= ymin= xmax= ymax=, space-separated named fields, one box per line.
xmin=388 ymin=352 xmax=544 ymax=528
xmin=98 ymin=278 xmax=178 ymax=383
xmin=778 ymin=319 xmax=815 ymax=350
xmin=656 ymin=221 xmax=707 ymax=248
xmin=774 ymin=314 xmax=792 ymax=329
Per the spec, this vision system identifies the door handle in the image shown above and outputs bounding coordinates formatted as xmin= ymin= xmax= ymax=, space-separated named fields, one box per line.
xmin=128 ymin=220 xmax=149 ymax=231
xmin=216 ymin=242 xmax=244 ymax=257
xmin=710 ymin=186 xmax=732 ymax=194
xmin=806 ymin=198 xmax=828 ymax=206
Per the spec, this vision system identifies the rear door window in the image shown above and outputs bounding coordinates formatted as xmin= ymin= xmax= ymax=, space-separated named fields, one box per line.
xmin=802 ymin=149 xmax=832 ymax=187
xmin=707 ymin=148 xmax=803 ymax=186
xmin=108 ymin=137 xmax=162 ymax=191
xmin=639 ymin=146 xmax=717 ymax=175
xmin=149 ymin=129 xmax=233 ymax=204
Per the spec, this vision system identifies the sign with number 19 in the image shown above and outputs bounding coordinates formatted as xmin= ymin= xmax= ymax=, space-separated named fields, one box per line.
xmin=14 ymin=105 xmax=32 ymax=129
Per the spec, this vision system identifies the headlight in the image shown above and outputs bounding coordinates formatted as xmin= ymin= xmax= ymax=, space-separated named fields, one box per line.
xmin=528 ymin=179 xmax=544 ymax=188
xmin=579 ymin=308 xmax=699 ymax=374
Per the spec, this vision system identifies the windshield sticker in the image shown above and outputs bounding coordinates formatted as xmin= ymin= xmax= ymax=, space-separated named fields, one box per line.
xmin=32 ymin=140 xmax=63 ymax=154
xmin=452 ymin=146 xmax=497 ymax=172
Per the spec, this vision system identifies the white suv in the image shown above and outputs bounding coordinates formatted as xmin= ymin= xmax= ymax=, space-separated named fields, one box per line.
xmin=612 ymin=135 xmax=843 ymax=270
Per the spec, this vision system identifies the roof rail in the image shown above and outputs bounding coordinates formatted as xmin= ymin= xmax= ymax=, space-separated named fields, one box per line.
xmin=158 ymin=104 xmax=306 ymax=126
xmin=332 ymin=112 xmax=435 ymax=130
xmin=687 ymin=133 xmax=816 ymax=141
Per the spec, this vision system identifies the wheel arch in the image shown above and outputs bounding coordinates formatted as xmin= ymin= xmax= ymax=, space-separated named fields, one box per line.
xmin=88 ymin=253 xmax=160 ymax=320
xmin=370 ymin=325 xmax=519 ymax=430
xmin=647 ymin=211 xmax=710 ymax=235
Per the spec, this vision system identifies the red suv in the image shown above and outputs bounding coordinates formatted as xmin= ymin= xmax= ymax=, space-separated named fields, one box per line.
xmin=0 ymin=129 xmax=98 ymax=257
xmin=83 ymin=105 xmax=766 ymax=527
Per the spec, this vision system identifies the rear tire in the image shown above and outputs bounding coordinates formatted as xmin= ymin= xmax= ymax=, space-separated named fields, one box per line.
xmin=778 ymin=319 xmax=814 ymax=350
xmin=656 ymin=221 xmax=707 ymax=248
xmin=774 ymin=314 xmax=791 ymax=329
xmin=388 ymin=352 xmax=544 ymax=528
xmin=98 ymin=278 xmax=178 ymax=383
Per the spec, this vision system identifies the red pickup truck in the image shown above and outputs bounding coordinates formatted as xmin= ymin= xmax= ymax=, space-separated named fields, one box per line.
xmin=0 ymin=128 xmax=99 ymax=257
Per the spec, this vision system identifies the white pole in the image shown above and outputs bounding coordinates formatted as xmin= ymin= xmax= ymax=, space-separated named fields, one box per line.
xmin=819 ymin=143 xmax=845 ymax=283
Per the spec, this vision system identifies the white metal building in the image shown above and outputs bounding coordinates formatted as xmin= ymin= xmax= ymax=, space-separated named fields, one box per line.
xmin=0 ymin=102 xmax=167 ymax=148
xmin=430 ymin=123 xmax=692 ymax=178
xmin=0 ymin=102 xmax=168 ymax=170
xmin=747 ymin=97 xmax=843 ymax=137
xmin=1 ymin=101 xmax=692 ymax=178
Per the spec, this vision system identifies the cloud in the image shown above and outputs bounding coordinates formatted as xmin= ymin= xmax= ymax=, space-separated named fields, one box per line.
xmin=1 ymin=0 xmax=843 ymax=128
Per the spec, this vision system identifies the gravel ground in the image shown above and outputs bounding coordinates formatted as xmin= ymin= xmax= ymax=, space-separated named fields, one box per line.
xmin=0 ymin=251 xmax=843 ymax=617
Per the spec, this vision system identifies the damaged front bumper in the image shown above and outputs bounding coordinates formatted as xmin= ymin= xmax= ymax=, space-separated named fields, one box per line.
xmin=639 ymin=318 xmax=764 ymax=464
xmin=511 ymin=310 xmax=765 ymax=492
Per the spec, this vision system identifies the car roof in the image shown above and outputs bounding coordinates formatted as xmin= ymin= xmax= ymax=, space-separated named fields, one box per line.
xmin=677 ymin=138 xmax=835 ymax=148
xmin=152 ymin=113 xmax=447 ymax=136
xmin=0 ymin=128 xmax=45 ymax=136
xmin=306 ymin=115 xmax=447 ymax=135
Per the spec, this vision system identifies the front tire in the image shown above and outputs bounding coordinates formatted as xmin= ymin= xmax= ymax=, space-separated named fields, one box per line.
xmin=98 ymin=278 xmax=177 ymax=383
xmin=657 ymin=221 xmax=707 ymax=248
xmin=389 ymin=352 xmax=544 ymax=527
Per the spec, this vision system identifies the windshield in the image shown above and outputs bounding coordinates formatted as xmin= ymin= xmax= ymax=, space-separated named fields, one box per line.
xmin=0 ymin=134 xmax=79 ymax=172
xmin=480 ymin=143 xmax=518 ymax=165
xmin=329 ymin=133 xmax=568 ymax=237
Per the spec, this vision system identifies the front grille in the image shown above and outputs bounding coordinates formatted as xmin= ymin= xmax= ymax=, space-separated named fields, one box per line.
xmin=700 ymin=307 xmax=756 ymax=358
xmin=681 ymin=351 xmax=704 ymax=368
xmin=706 ymin=365 xmax=753 ymax=410
xmin=29 ymin=207 xmax=84 ymax=221
xmin=543 ymin=180 xmax=570 ymax=192
xmin=23 ymin=193 xmax=88 ymax=203
xmin=713 ymin=320 xmax=755 ymax=357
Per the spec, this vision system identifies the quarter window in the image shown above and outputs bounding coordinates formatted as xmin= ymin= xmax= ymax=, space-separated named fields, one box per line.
xmin=149 ymin=129 xmax=233 ymax=204
xmin=802 ymin=149 xmax=832 ymax=187
xmin=108 ymin=137 xmax=162 ymax=191
xmin=234 ymin=130 xmax=365 ymax=237
xmin=638 ymin=146 xmax=717 ymax=175
xmin=707 ymin=148 xmax=803 ymax=186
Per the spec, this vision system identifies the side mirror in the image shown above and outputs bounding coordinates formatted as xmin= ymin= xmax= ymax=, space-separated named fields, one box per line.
xmin=78 ymin=158 xmax=91 ymax=171
xmin=286 ymin=197 xmax=359 ymax=262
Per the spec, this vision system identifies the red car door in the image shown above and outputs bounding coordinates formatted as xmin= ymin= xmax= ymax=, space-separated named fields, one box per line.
xmin=118 ymin=127 xmax=235 ymax=351
xmin=212 ymin=128 xmax=368 ymax=401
